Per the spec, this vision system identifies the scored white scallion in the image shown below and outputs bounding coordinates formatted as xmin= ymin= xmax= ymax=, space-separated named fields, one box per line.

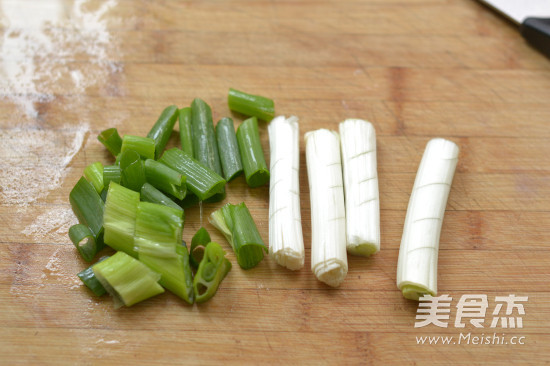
xmin=396 ymin=138 xmax=459 ymax=300
xmin=305 ymin=129 xmax=348 ymax=287
xmin=267 ymin=116 xmax=305 ymax=270
xmin=339 ymin=119 xmax=380 ymax=256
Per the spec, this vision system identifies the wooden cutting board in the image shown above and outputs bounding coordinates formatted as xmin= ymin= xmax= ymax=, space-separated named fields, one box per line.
xmin=1 ymin=0 xmax=549 ymax=364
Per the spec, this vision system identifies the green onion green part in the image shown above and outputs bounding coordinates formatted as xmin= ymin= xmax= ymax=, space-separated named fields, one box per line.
xmin=121 ymin=135 xmax=155 ymax=160
xmin=134 ymin=201 xmax=193 ymax=304
xmin=77 ymin=256 xmax=109 ymax=296
xmin=144 ymin=158 xmax=186 ymax=200
xmin=173 ymin=192 xmax=200 ymax=209
xmin=69 ymin=177 xmax=105 ymax=260
xmin=191 ymin=98 xmax=223 ymax=175
xmin=193 ymin=242 xmax=231 ymax=303
xmin=215 ymin=117 xmax=243 ymax=181
xmin=135 ymin=201 xmax=182 ymax=258
xmin=120 ymin=149 xmax=146 ymax=192
xmin=100 ymin=188 xmax=108 ymax=202
xmin=191 ymin=98 xmax=225 ymax=202
xmin=93 ymin=251 xmax=164 ymax=308
xmin=236 ymin=117 xmax=270 ymax=188
xmin=190 ymin=227 xmax=211 ymax=269
xmin=84 ymin=162 xmax=104 ymax=194
xmin=98 ymin=128 xmax=122 ymax=157
xmin=178 ymin=107 xmax=194 ymax=157
xmin=209 ymin=202 xmax=267 ymax=269
xmin=114 ymin=153 xmax=122 ymax=165
xmin=140 ymin=182 xmax=182 ymax=211
xmin=69 ymin=224 xmax=98 ymax=262
xmin=103 ymin=182 xmax=139 ymax=257
xmin=228 ymin=88 xmax=275 ymax=122
xmin=159 ymin=148 xmax=226 ymax=201
xmin=140 ymin=244 xmax=195 ymax=304
xmin=147 ymin=105 xmax=179 ymax=159
xmin=103 ymin=165 xmax=121 ymax=188
xmin=205 ymin=191 xmax=226 ymax=204
xmin=77 ymin=266 xmax=106 ymax=296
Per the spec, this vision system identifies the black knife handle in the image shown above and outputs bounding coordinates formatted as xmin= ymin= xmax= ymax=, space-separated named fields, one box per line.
xmin=520 ymin=17 xmax=550 ymax=59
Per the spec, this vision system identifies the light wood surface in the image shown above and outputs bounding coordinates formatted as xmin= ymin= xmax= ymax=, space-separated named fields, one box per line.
xmin=1 ymin=0 xmax=549 ymax=364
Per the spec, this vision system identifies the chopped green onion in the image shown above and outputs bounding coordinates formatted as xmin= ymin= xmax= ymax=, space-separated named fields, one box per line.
xmin=121 ymin=135 xmax=155 ymax=160
xmin=135 ymin=201 xmax=182 ymax=258
xmin=144 ymin=159 xmax=186 ymax=200
xmin=78 ymin=267 xmax=106 ymax=296
xmin=134 ymin=201 xmax=193 ymax=303
xmin=190 ymin=227 xmax=211 ymax=268
xmin=173 ymin=192 xmax=200 ymax=209
xmin=140 ymin=244 xmax=194 ymax=304
xmin=70 ymin=177 xmax=105 ymax=239
xmin=77 ymin=256 xmax=109 ymax=296
xmin=93 ymin=251 xmax=164 ymax=308
xmin=114 ymin=152 xmax=122 ymax=165
xmin=69 ymin=224 xmax=98 ymax=262
xmin=159 ymin=148 xmax=226 ymax=201
xmin=236 ymin=117 xmax=269 ymax=188
xmin=193 ymin=242 xmax=231 ymax=303
xmin=191 ymin=98 xmax=223 ymax=175
xmin=140 ymin=182 xmax=183 ymax=211
xmin=84 ymin=162 xmax=104 ymax=194
xmin=178 ymin=107 xmax=194 ymax=157
xmin=215 ymin=117 xmax=243 ymax=181
xmin=209 ymin=202 xmax=267 ymax=269
xmin=147 ymin=105 xmax=179 ymax=159
xmin=191 ymin=98 xmax=225 ymax=202
xmin=103 ymin=182 xmax=139 ymax=257
xmin=98 ymin=128 xmax=122 ymax=157
xmin=103 ymin=165 xmax=121 ymax=188
xmin=100 ymin=188 xmax=108 ymax=202
xmin=228 ymin=88 xmax=275 ymax=122
xmin=120 ymin=149 xmax=146 ymax=192
xmin=69 ymin=177 xmax=105 ymax=260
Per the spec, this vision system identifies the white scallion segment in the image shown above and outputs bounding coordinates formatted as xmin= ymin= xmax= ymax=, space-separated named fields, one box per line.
xmin=267 ymin=116 xmax=305 ymax=270
xmin=396 ymin=138 xmax=459 ymax=301
xmin=339 ymin=119 xmax=380 ymax=256
xmin=305 ymin=129 xmax=348 ymax=287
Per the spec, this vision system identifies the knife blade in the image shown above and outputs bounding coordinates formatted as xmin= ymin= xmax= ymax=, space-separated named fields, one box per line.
xmin=478 ymin=0 xmax=550 ymax=58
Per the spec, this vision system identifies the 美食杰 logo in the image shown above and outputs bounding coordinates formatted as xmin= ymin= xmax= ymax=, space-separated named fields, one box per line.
xmin=413 ymin=294 xmax=528 ymax=346
xmin=415 ymin=294 xmax=528 ymax=328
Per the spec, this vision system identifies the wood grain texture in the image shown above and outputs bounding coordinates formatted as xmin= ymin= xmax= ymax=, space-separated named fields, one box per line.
xmin=0 ymin=0 xmax=549 ymax=364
